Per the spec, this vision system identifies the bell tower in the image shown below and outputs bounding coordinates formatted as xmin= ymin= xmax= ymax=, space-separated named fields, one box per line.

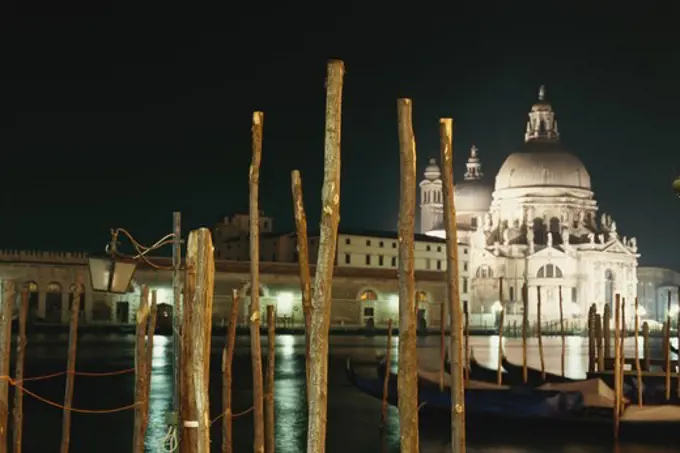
xmin=419 ymin=158 xmax=443 ymax=234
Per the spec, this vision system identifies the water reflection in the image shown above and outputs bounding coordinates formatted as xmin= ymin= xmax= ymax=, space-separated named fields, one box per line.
xmin=145 ymin=335 xmax=173 ymax=450
xmin=274 ymin=335 xmax=306 ymax=453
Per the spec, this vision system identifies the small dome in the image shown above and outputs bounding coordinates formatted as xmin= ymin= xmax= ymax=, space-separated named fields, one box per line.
xmin=424 ymin=158 xmax=441 ymax=181
xmin=455 ymin=180 xmax=493 ymax=212
xmin=495 ymin=141 xmax=591 ymax=191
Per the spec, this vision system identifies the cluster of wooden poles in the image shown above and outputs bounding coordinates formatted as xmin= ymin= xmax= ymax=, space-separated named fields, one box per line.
xmin=209 ymin=59 xmax=469 ymax=453
xmin=0 ymin=278 xmax=160 ymax=453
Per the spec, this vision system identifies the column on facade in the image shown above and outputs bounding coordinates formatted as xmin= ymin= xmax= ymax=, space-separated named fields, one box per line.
xmin=37 ymin=288 xmax=47 ymax=320
xmin=61 ymin=291 xmax=70 ymax=324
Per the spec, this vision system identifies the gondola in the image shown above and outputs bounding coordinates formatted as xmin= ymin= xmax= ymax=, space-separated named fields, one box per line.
xmin=500 ymin=355 xmax=577 ymax=384
xmin=347 ymin=359 xmax=680 ymax=443
xmin=362 ymin=359 xmax=587 ymax=419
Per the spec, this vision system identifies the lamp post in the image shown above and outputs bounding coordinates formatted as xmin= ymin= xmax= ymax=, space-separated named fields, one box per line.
xmin=88 ymin=212 xmax=183 ymax=447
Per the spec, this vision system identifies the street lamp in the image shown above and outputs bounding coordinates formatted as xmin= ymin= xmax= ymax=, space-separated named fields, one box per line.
xmin=88 ymin=212 xmax=183 ymax=450
xmin=88 ymin=254 xmax=138 ymax=294
xmin=673 ymin=175 xmax=680 ymax=197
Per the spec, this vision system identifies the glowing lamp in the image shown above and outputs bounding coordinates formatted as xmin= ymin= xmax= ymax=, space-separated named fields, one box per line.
xmin=636 ymin=306 xmax=647 ymax=317
xmin=388 ymin=295 xmax=399 ymax=313
xmin=670 ymin=305 xmax=679 ymax=317
xmin=88 ymin=255 xmax=137 ymax=294
xmin=277 ymin=292 xmax=294 ymax=315
xmin=491 ymin=301 xmax=503 ymax=313
xmin=673 ymin=176 xmax=680 ymax=197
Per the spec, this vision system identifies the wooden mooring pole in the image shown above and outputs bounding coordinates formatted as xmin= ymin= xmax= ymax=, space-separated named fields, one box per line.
xmin=265 ymin=305 xmax=276 ymax=453
xmin=249 ymin=110 xmax=266 ymax=453
xmin=0 ymin=281 xmax=14 ymax=453
xmin=305 ymin=59 xmax=344 ymax=453
xmin=291 ymin=170 xmax=313 ymax=402
xmin=439 ymin=116 xmax=465 ymax=453
xmin=380 ymin=319 xmax=393 ymax=452
xmin=180 ymin=228 xmax=215 ymax=453
xmin=439 ymin=302 xmax=445 ymax=391
xmin=395 ymin=98 xmax=419 ymax=453
xmin=463 ymin=301 xmax=470 ymax=383
xmin=60 ymin=279 xmax=82 ymax=453
xmin=603 ymin=304 xmax=612 ymax=362
xmin=12 ymin=289 xmax=28 ymax=453
xmin=613 ymin=294 xmax=621 ymax=439
xmin=496 ymin=277 xmax=505 ymax=386
xmin=634 ymin=297 xmax=643 ymax=406
xmin=222 ymin=290 xmax=240 ymax=453
xmin=665 ymin=290 xmax=672 ymax=402
xmin=133 ymin=287 xmax=151 ymax=453
xmin=521 ymin=283 xmax=528 ymax=384
xmin=558 ymin=286 xmax=565 ymax=377
xmin=536 ymin=286 xmax=545 ymax=381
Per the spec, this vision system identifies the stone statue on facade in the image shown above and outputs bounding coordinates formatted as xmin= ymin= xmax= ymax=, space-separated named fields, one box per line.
xmin=598 ymin=233 xmax=605 ymax=243
xmin=547 ymin=232 xmax=553 ymax=247
xmin=588 ymin=233 xmax=595 ymax=244
xmin=561 ymin=227 xmax=570 ymax=246
xmin=503 ymin=228 xmax=510 ymax=246
xmin=630 ymin=237 xmax=638 ymax=252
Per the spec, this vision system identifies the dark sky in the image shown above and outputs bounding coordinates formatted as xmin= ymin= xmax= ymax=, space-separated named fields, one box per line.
xmin=3 ymin=4 xmax=680 ymax=269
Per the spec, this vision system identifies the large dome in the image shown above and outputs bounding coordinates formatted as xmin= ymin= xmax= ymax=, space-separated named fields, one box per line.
xmin=495 ymin=141 xmax=591 ymax=191
xmin=495 ymin=86 xmax=591 ymax=191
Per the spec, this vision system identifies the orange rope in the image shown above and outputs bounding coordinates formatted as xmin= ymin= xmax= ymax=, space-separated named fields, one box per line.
xmin=2 ymin=376 xmax=140 ymax=414
xmin=210 ymin=406 xmax=255 ymax=425
xmin=17 ymin=367 xmax=135 ymax=383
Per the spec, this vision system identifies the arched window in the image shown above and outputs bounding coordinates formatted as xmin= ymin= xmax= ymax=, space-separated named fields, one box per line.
xmin=358 ymin=290 xmax=378 ymax=301
xmin=45 ymin=282 xmax=62 ymax=322
xmin=536 ymin=264 xmax=563 ymax=278
xmin=24 ymin=281 xmax=39 ymax=315
xmin=415 ymin=291 xmax=428 ymax=303
xmin=475 ymin=265 xmax=493 ymax=279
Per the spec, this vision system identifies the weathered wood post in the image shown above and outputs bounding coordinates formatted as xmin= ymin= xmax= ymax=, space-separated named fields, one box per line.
xmin=222 ymin=289 xmax=240 ymax=453
xmin=587 ymin=304 xmax=597 ymax=373
xmin=0 ymin=281 xmax=14 ymax=453
xmin=558 ymin=286 xmax=565 ymax=377
xmin=133 ymin=287 xmax=151 ymax=453
xmin=145 ymin=291 xmax=158 ymax=427
xmin=439 ymin=116 xmax=465 ymax=453
xmin=60 ymin=279 xmax=82 ymax=453
xmin=603 ymin=304 xmax=612 ymax=363
xmin=620 ymin=298 xmax=626 ymax=406
xmin=180 ymin=228 xmax=215 ymax=453
xmin=677 ymin=303 xmax=680 ymax=398
xmin=395 ymin=97 xmax=419 ymax=453
xmin=305 ymin=59 xmax=344 ymax=453
xmin=595 ymin=314 xmax=604 ymax=372
xmin=380 ymin=319 xmax=393 ymax=451
xmin=291 ymin=170 xmax=313 ymax=399
xmin=665 ymin=290 xmax=672 ymax=402
xmin=12 ymin=289 xmax=28 ymax=453
xmin=521 ymin=283 xmax=528 ymax=384
xmin=634 ymin=297 xmax=643 ymax=406
xmin=463 ymin=301 xmax=470 ymax=383
xmin=265 ymin=305 xmax=276 ymax=453
xmin=613 ymin=294 xmax=621 ymax=439
xmin=496 ymin=277 xmax=505 ymax=385
xmin=642 ymin=322 xmax=650 ymax=371
xmin=536 ymin=286 xmax=545 ymax=380
xmin=249 ymin=110 xmax=266 ymax=453
xmin=439 ymin=302 xmax=445 ymax=391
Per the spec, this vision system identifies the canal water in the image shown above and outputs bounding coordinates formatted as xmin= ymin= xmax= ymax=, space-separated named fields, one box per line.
xmin=10 ymin=333 xmax=679 ymax=452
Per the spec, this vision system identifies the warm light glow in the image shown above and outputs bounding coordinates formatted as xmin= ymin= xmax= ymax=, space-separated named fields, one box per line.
xmin=569 ymin=302 xmax=581 ymax=316
xmin=277 ymin=291 xmax=294 ymax=316
xmin=491 ymin=301 xmax=503 ymax=313
xmin=388 ymin=295 xmax=399 ymax=313
xmin=670 ymin=305 xmax=679 ymax=317
xmin=636 ymin=306 xmax=647 ymax=317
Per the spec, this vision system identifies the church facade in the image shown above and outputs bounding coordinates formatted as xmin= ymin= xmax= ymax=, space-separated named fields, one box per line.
xmin=420 ymin=87 xmax=640 ymax=325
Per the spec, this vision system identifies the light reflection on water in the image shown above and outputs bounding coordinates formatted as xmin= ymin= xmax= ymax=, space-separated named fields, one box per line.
xmin=55 ymin=333 xmax=674 ymax=453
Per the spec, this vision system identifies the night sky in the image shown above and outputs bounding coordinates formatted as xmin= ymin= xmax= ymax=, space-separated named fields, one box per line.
xmin=4 ymin=4 xmax=680 ymax=269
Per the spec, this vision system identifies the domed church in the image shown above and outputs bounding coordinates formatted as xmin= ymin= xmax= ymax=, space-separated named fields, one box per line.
xmin=420 ymin=86 xmax=639 ymax=325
